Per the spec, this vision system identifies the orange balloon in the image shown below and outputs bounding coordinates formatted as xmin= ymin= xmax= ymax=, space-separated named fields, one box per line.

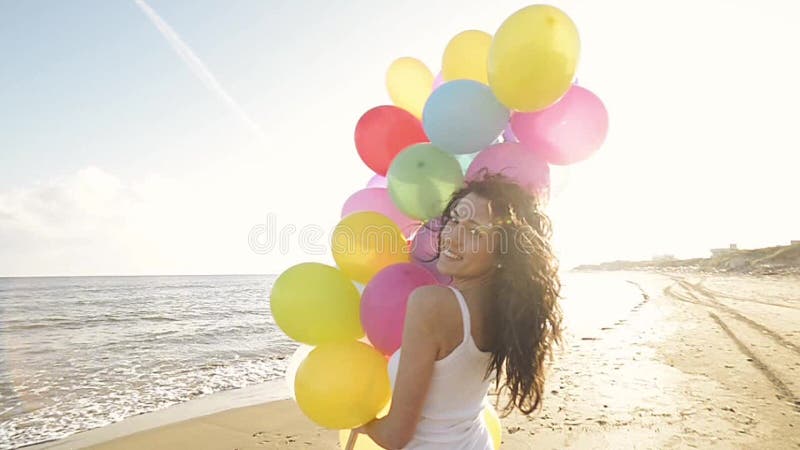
xmin=332 ymin=212 xmax=409 ymax=284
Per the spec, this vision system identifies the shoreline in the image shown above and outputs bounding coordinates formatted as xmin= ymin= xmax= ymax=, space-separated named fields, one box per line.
xmin=21 ymin=380 xmax=289 ymax=450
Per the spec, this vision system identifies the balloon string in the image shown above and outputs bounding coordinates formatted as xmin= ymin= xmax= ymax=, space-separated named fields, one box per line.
xmin=345 ymin=430 xmax=359 ymax=450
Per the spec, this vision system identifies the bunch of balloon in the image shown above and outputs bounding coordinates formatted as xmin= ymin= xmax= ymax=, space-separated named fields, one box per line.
xmin=272 ymin=4 xmax=609 ymax=448
xmin=271 ymin=262 xmax=392 ymax=431
xmin=486 ymin=5 xmax=609 ymax=170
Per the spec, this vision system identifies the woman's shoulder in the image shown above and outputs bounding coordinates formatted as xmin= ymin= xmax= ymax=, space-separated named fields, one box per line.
xmin=406 ymin=285 xmax=460 ymax=325
xmin=408 ymin=284 xmax=454 ymax=305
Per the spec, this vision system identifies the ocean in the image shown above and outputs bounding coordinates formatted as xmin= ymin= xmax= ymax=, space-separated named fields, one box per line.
xmin=0 ymin=272 xmax=647 ymax=449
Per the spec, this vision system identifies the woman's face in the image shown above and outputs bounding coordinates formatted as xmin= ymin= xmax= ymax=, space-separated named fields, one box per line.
xmin=436 ymin=192 xmax=499 ymax=278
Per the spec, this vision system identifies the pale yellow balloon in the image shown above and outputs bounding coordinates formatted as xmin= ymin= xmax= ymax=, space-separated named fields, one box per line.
xmin=442 ymin=30 xmax=492 ymax=84
xmin=336 ymin=402 xmax=500 ymax=449
xmin=386 ymin=57 xmax=434 ymax=119
xmin=295 ymin=341 xmax=391 ymax=430
xmin=338 ymin=401 xmax=391 ymax=449
xmin=483 ymin=404 xmax=502 ymax=449
xmin=488 ymin=5 xmax=580 ymax=111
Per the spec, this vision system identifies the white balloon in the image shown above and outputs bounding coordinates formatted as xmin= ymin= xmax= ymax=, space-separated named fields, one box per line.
xmin=284 ymin=344 xmax=314 ymax=399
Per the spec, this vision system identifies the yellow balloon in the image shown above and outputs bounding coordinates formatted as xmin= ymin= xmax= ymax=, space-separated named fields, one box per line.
xmin=386 ymin=57 xmax=434 ymax=119
xmin=483 ymin=404 xmax=502 ymax=449
xmin=338 ymin=401 xmax=391 ymax=449
xmin=271 ymin=263 xmax=363 ymax=345
xmin=334 ymin=402 xmax=499 ymax=448
xmin=488 ymin=5 xmax=580 ymax=112
xmin=295 ymin=341 xmax=391 ymax=430
xmin=442 ymin=30 xmax=493 ymax=84
xmin=332 ymin=212 xmax=409 ymax=284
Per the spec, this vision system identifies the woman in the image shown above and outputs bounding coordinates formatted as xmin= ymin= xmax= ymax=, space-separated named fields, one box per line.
xmin=354 ymin=173 xmax=563 ymax=449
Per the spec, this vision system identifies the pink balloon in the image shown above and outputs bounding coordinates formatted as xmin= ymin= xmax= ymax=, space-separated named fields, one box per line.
xmin=342 ymin=188 xmax=420 ymax=237
xmin=361 ymin=263 xmax=439 ymax=355
xmin=432 ymin=72 xmax=444 ymax=91
xmin=466 ymin=142 xmax=550 ymax=193
xmin=413 ymin=257 xmax=452 ymax=285
xmin=510 ymin=85 xmax=608 ymax=166
xmin=502 ymin=121 xmax=518 ymax=143
xmin=410 ymin=217 xmax=441 ymax=261
xmin=366 ymin=174 xmax=387 ymax=188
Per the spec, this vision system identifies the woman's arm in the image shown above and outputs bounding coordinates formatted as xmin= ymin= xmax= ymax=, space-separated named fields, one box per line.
xmin=359 ymin=286 xmax=444 ymax=449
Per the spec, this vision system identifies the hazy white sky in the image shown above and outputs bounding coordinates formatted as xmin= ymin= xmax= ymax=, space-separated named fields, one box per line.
xmin=1 ymin=0 xmax=798 ymax=277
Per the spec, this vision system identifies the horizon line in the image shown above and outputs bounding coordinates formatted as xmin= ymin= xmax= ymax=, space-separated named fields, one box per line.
xmin=0 ymin=272 xmax=274 ymax=280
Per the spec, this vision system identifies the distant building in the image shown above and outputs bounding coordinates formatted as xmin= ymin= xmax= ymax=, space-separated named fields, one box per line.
xmin=711 ymin=243 xmax=738 ymax=257
xmin=652 ymin=254 xmax=675 ymax=262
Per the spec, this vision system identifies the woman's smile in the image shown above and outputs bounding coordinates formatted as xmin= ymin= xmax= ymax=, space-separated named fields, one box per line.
xmin=441 ymin=247 xmax=463 ymax=261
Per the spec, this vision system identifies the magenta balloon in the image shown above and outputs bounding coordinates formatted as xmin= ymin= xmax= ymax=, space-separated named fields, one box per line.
xmin=361 ymin=263 xmax=439 ymax=355
xmin=432 ymin=72 xmax=444 ymax=91
xmin=410 ymin=217 xmax=442 ymax=261
xmin=409 ymin=218 xmax=451 ymax=284
xmin=510 ymin=85 xmax=608 ymax=166
xmin=341 ymin=188 xmax=420 ymax=237
xmin=413 ymin=257 xmax=451 ymax=285
xmin=466 ymin=142 xmax=550 ymax=193
xmin=366 ymin=174 xmax=388 ymax=188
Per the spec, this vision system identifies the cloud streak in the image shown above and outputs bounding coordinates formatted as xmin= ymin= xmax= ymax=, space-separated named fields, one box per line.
xmin=133 ymin=0 xmax=267 ymax=143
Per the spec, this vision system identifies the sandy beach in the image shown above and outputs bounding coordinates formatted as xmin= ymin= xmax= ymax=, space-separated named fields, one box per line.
xmin=25 ymin=271 xmax=799 ymax=449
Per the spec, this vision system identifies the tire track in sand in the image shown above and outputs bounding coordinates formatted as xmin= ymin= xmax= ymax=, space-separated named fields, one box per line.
xmin=664 ymin=279 xmax=800 ymax=413
xmin=673 ymin=279 xmax=800 ymax=357
xmin=707 ymin=312 xmax=800 ymax=413
xmin=664 ymin=279 xmax=800 ymax=356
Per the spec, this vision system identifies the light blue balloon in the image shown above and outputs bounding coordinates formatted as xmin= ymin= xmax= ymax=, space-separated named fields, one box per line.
xmin=422 ymin=80 xmax=510 ymax=155
xmin=454 ymin=151 xmax=480 ymax=174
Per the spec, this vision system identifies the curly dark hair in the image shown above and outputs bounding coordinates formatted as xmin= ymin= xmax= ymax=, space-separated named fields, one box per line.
xmin=429 ymin=172 xmax=562 ymax=416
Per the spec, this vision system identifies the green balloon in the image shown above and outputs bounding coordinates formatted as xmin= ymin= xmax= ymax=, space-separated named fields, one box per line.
xmin=387 ymin=143 xmax=464 ymax=220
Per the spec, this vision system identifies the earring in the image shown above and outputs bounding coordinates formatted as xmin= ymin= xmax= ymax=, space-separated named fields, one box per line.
xmin=496 ymin=263 xmax=503 ymax=269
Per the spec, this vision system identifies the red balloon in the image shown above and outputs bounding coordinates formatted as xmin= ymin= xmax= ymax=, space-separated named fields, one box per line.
xmin=355 ymin=106 xmax=428 ymax=175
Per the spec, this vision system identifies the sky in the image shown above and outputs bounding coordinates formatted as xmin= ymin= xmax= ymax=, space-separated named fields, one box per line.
xmin=0 ymin=0 xmax=798 ymax=277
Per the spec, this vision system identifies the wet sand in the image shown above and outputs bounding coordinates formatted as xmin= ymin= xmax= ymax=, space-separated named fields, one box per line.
xmin=499 ymin=272 xmax=799 ymax=448
xmin=28 ymin=272 xmax=800 ymax=449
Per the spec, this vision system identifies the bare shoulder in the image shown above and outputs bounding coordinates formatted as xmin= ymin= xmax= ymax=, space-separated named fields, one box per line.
xmin=406 ymin=285 xmax=459 ymax=328
xmin=406 ymin=285 xmax=464 ymax=359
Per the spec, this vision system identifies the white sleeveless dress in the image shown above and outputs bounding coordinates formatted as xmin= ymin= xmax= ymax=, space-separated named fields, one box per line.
xmin=388 ymin=286 xmax=494 ymax=450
